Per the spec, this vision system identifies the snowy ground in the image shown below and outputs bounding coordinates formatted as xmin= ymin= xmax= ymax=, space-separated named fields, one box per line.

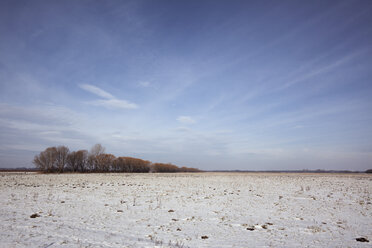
xmin=0 ymin=172 xmax=371 ymax=248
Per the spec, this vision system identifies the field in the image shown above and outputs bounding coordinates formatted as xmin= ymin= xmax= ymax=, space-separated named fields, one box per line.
xmin=0 ymin=172 xmax=371 ymax=247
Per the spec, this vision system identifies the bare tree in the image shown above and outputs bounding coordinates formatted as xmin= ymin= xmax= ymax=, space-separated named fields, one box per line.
xmin=86 ymin=154 xmax=95 ymax=172
xmin=90 ymin=144 xmax=105 ymax=157
xmin=89 ymin=144 xmax=105 ymax=171
xmin=33 ymin=147 xmax=58 ymax=172
xmin=33 ymin=154 xmax=46 ymax=171
xmin=96 ymin=153 xmax=115 ymax=172
xmin=56 ymin=146 xmax=69 ymax=173
xmin=66 ymin=151 xmax=79 ymax=172
xmin=76 ymin=150 xmax=88 ymax=172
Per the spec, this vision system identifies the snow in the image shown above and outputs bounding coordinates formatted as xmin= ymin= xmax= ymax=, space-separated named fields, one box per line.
xmin=0 ymin=172 xmax=371 ymax=247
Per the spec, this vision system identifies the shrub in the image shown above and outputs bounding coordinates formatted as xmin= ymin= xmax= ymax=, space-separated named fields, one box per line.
xmin=152 ymin=163 xmax=179 ymax=173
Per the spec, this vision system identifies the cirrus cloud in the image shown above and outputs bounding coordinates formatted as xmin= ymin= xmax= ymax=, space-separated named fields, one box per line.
xmin=79 ymin=84 xmax=138 ymax=110
xmin=79 ymin=84 xmax=114 ymax=99
xmin=177 ymin=116 xmax=196 ymax=124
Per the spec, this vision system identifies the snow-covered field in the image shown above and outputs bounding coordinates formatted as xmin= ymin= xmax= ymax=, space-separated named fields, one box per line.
xmin=0 ymin=172 xmax=371 ymax=247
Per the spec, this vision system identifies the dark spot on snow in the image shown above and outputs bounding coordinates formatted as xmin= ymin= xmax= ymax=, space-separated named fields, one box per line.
xmin=356 ymin=237 xmax=369 ymax=242
xmin=172 ymin=218 xmax=178 ymax=221
xmin=176 ymin=228 xmax=181 ymax=231
xmin=117 ymin=210 xmax=123 ymax=212
xmin=201 ymin=236 xmax=209 ymax=239
xmin=168 ymin=210 xmax=174 ymax=212
xmin=266 ymin=222 xmax=273 ymax=225
xmin=60 ymin=201 xmax=65 ymax=203
xmin=246 ymin=227 xmax=255 ymax=231
xmin=261 ymin=224 xmax=268 ymax=229
xmin=30 ymin=213 xmax=40 ymax=218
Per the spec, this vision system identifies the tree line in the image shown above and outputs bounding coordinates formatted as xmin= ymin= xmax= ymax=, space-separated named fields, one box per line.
xmin=33 ymin=144 xmax=201 ymax=173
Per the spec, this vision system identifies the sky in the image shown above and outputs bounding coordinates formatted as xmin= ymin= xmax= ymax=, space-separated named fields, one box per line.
xmin=0 ymin=0 xmax=371 ymax=171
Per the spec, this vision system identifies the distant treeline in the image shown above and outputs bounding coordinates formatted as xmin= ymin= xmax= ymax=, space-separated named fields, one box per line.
xmin=209 ymin=169 xmax=372 ymax=173
xmin=33 ymin=144 xmax=201 ymax=173
xmin=0 ymin=168 xmax=40 ymax=172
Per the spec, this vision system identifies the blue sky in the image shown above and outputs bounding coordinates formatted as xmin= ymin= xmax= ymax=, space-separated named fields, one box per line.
xmin=0 ymin=0 xmax=371 ymax=170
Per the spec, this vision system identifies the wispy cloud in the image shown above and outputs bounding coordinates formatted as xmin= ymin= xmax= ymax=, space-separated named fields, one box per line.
xmin=79 ymin=84 xmax=138 ymax=109
xmin=90 ymin=98 xmax=138 ymax=110
xmin=138 ymin=81 xmax=150 ymax=87
xmin=177 ymin=116 xmax=196 ymax=124
xmin=79 ymin=84 xmax=114 ymax=99
xmin=281 ymin=50 xmax=365 ymax=89
xmin=174 ymin=126 xmax=192 ymax=132
xmin=0 ymin=103 xmax=95 ymax=158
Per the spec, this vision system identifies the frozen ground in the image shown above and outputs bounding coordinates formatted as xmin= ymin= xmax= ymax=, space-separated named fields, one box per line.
xmin=0 ymin=172 xmax=371 ymax=247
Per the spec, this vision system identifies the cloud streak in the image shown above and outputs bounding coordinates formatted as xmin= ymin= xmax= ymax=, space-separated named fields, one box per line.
xmin=138 ymin=81 xmax=150 ymax=87
xmin=79 ymin=84 xmax=138 ymax=110
xmin=177 ymin=116 xmax=196 ymax=124
xmin=281 ymin=49 xmax=366 ymax=89
xmin=89 ymin=98 xmax=138 ymax=110
xmin=79 ymin=84 xmax=114 ymax=99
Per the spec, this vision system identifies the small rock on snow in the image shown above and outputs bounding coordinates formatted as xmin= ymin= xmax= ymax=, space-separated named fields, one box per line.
xmin=30 ymin=213 xmax=40 ymax=218
xmin=356 ymin=237 xmax=369 ymax=242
